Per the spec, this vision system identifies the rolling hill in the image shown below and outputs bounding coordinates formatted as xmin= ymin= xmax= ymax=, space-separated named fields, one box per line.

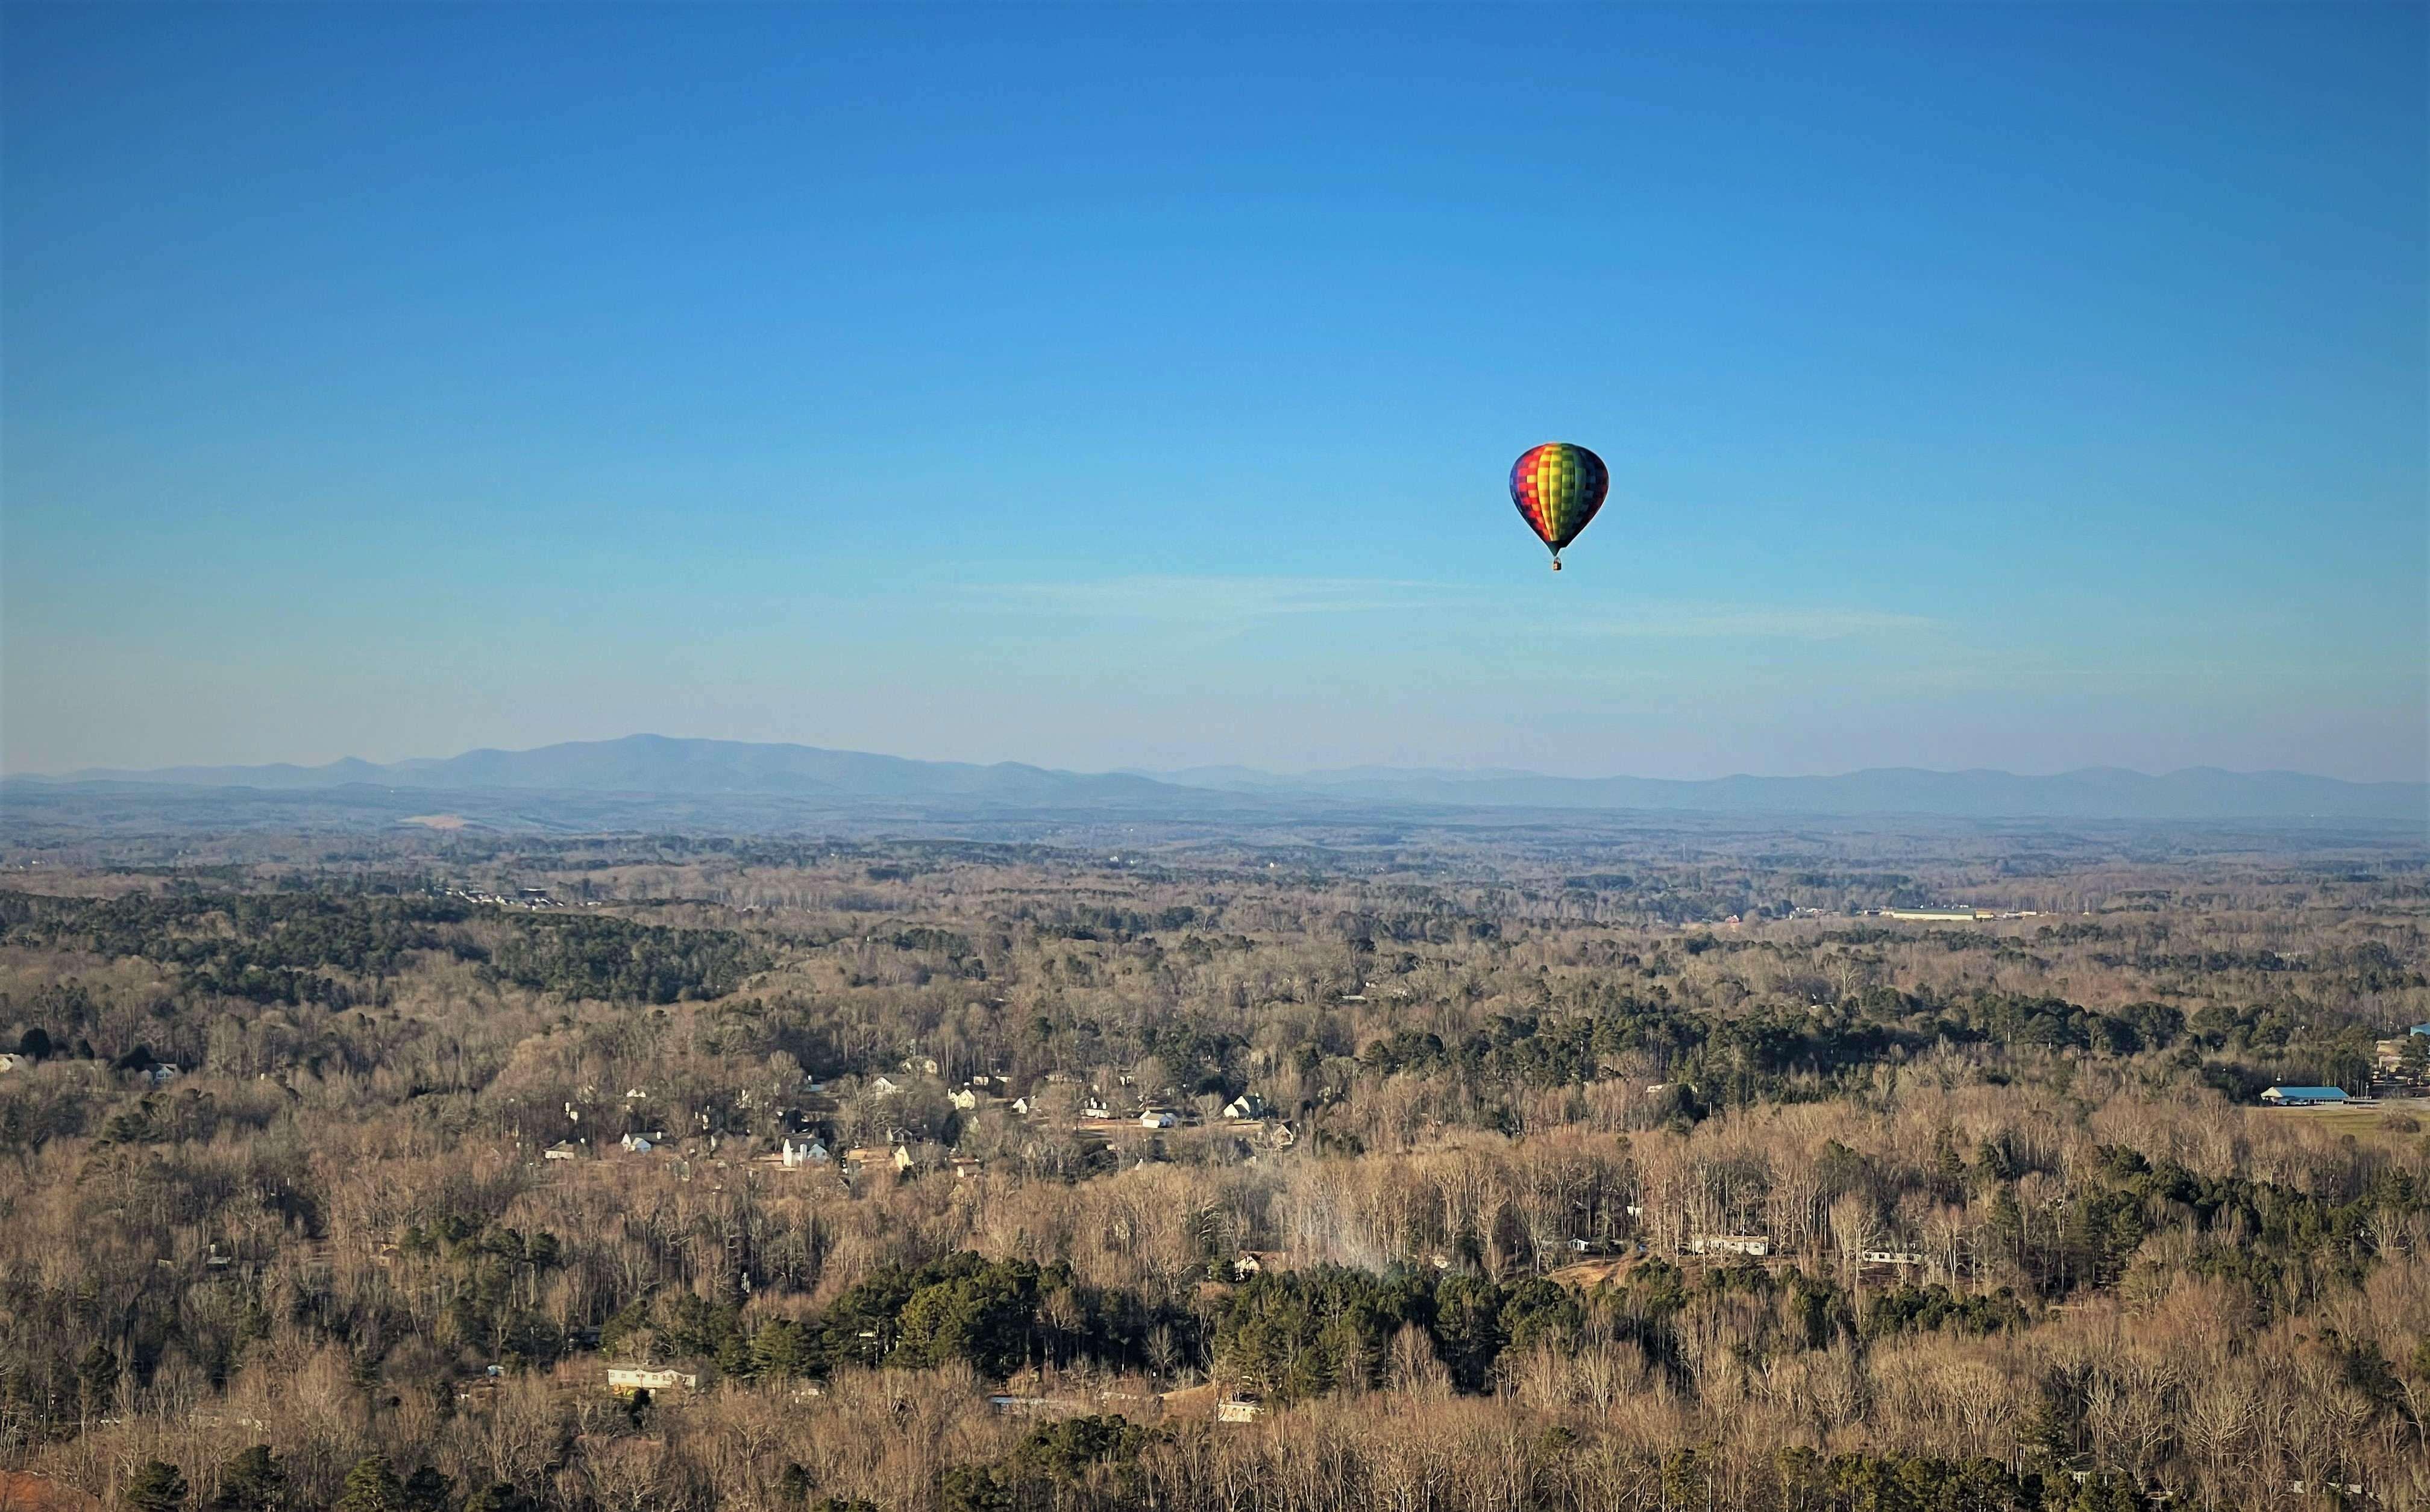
xmin=8 ymin=735 xmax=2422 ymax=826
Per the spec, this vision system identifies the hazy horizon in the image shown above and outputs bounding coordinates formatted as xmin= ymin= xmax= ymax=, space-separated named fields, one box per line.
xmin=14 ymin=729 xmax=2425 ymax=790
xmin=6 ymin=5 xmax=2426 ymax=783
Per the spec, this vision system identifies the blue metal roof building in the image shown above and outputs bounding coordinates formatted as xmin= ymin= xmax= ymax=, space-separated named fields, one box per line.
xmin=2261 ymin=1085 xmax=2349 ymax=1105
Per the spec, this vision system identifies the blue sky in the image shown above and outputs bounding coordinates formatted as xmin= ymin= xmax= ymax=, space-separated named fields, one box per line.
xmin=4 ymin=3 xmax=2424 ymax=780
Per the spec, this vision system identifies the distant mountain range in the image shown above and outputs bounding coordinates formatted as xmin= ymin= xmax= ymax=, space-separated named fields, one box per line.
xmin=36 ymin=735 xmax=1173 ymax=803
xmin=1132 ymin=762 xmax=2428 ymax=822
xmin=7 ymin=735 xmax=2423 ymax=825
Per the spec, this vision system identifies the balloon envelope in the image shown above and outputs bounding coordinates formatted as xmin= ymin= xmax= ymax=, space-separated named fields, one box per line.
xmin=1509 ymin=442 xmax=1609 ymax=556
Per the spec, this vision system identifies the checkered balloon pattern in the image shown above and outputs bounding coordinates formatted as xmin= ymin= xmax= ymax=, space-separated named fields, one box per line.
xmin=1509 ymin=442 xmax=1609 ymax=556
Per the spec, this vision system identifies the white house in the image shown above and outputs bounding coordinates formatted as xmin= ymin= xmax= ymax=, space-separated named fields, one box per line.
xmin=782 ymin=1137 xmax=828 ymax=1169
xmin=543 ymin=1141 xmax=580 ymax=1161
xmin=1139 ymin=1109 xmax=1177 ymax=1129
xmin=1688 ymin=1234 xmax=1771 ymax=1257
xmin=870 ymin=1076 xmax=902 ymax=1096
xmin=621 ymin=1133 xmax=655 ymax=1153
xmin=1223 ymin=1093 xmax=1268 ymax=1120
xmin=948 ymin=1089 xmax=979 ymax=1111
xmin=607 ymin=1367 xmax=699 ymax=1395
xmin=1083 ymin=1094 xmax=1114 ymax=1119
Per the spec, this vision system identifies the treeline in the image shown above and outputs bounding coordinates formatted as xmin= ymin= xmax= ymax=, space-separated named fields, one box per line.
xmin=598 ymin=1252 xmax=1190 ymax=1384
xmin=0 ymin=887 xmax=763 ymax=1018
xmin=1352 ymin=986 xmax=2331 ymax=1114
xmin=486 ymin=915 xmax=765 ymax=1005
xmin=0 ymin=888 xmax=476 ymax=1009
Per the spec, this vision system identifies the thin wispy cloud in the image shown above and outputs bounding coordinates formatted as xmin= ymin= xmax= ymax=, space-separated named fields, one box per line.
xmin=955 ymin=577 xmax=1942 ymax=642
xmin=955 ymin=576 xmax=1462 ymax=624
xmin=1580 ymin=605 xmax=1947 ymax=641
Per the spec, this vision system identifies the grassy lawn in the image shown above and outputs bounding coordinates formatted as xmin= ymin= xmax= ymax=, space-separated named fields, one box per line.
xmin=2263 ymin=1100 xmax=2429 ymax=1139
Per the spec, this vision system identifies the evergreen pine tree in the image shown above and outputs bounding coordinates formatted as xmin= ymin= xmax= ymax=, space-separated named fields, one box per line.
xmin=334 ymin=1455 xmax=406 ymax=1512
xmin=213 ymin=1445 xmax=284 ymax=1511
xmin=125 ymin=1461 xmax=189 ymax=1512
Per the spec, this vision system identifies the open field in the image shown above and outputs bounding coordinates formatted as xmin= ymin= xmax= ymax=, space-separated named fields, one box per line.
xmin=2261 ymin=1097 xmax=2430 ymax=1140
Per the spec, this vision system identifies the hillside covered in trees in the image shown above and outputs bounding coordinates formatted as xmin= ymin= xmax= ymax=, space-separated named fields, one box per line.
xmin=0 ymin=818 xmax=2425 ymax=1511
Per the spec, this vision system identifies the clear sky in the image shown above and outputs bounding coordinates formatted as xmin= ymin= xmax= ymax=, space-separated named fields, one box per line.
xmin=4 ymin=2 xmax=2424 ymax=781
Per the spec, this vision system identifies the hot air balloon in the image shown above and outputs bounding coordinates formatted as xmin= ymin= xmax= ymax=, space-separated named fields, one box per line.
xmin=1509 ymin=442 xmax=1608 ymax=570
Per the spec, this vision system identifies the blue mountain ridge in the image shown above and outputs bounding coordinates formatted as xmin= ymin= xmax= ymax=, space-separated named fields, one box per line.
xmin=13 ymin=735 xmax=2422 ymax=823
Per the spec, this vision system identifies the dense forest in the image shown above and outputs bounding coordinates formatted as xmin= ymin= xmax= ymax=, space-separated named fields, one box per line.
xmin=0 ymin=820 xmax=2425 ymax=1511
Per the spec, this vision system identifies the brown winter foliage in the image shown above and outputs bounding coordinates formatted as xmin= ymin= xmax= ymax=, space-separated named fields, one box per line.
xmin=0 ymin=821 xmax=2425 ymax=1511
